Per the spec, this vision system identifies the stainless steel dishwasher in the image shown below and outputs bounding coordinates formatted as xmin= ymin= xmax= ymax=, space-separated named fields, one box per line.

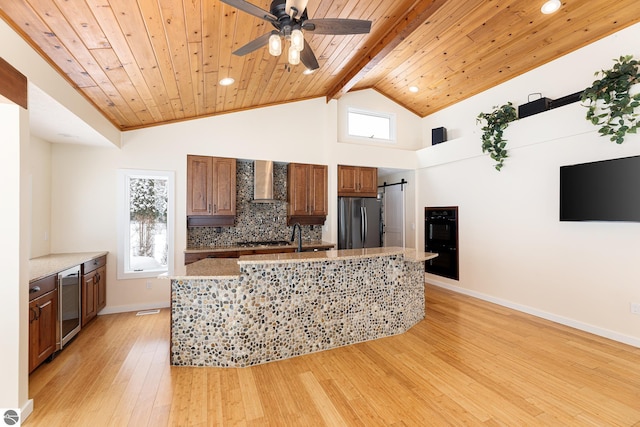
xmin=58 ymin=265 xmax=81 ymax=348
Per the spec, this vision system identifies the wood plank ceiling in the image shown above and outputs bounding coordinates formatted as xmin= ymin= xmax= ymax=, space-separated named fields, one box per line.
xmin=0 ymin=0 xmax=638 ymax=131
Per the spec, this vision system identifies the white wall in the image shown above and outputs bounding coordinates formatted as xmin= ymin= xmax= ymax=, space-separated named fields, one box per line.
xmin=0 ymin=103 xmax=32 ymax=417
xmin=338 ymin=89 xmax=422 ymax=150
xmin=417 ymin=23 xmax=640 ymax=346
xmin=30 ymin=136 xmax=52 ymax=258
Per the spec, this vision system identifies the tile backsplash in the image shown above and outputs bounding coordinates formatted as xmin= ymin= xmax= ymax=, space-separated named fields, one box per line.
xmin=187 ymin=161 xmax=322 ymax=248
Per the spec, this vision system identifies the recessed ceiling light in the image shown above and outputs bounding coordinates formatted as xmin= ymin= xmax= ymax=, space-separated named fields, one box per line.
xmin=219 ymin=77 xmax=235 ymax=86
xmin=541 ymin=0 xmax=561 ymax=14
xmin=409 ymin=86 xmax=419 ymax=93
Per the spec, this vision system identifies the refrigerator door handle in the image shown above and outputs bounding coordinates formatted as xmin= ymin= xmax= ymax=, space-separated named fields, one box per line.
xmin=362 ymin=206 xmax=367 ymax=245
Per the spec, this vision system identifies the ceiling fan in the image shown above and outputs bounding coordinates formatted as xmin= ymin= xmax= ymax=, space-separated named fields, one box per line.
xmin=220 ymin=0 xmax=372 ymax=71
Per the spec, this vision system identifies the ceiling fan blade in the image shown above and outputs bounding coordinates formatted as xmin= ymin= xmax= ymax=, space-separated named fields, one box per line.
xmin=302 ymin=18 xmax=372 ymax=35
xmin=300 ymin=39 xmax=319 ymax=71
xmin=232 ymin=31 xmax=276 ymax=56
xmin=285 ymin=0 xmax=308 ymax=20
xmin=219 ymin=0 xmax=278 ymax=24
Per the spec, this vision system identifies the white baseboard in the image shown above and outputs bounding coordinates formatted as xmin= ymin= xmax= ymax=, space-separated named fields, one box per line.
xmin=99 ymin=302 xmax=170 ymax=315
xmin=425 ymin=277 xmax=640 ymax=349
xmin=21 ymin=398 xmax=33 ymax=422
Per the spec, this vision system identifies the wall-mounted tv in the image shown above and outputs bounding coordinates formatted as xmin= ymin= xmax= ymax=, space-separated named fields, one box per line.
xmin=560 ymin=155 xmax=640 ymax=222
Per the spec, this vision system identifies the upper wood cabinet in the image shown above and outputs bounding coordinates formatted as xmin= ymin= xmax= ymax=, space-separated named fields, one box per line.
xmin=338 ymin=165 xmax=378 ymax=197
xmin=287 ymin=163 xmax=328 ymax=225
xmin=187 ymin=155 xmax=236 ymax=226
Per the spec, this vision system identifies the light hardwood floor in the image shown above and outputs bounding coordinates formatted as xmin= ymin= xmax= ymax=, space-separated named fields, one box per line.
xmin=26 ymin=284 xmax=640 ymax=426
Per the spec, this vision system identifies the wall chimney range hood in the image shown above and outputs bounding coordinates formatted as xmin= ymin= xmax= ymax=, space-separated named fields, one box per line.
xmin=253 ymin=160 xmax=279 ymax=203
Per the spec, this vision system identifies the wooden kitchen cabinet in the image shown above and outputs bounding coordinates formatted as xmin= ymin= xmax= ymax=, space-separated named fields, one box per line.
xmin=81 ymin=255 xmax=107 ymax=327
xmin=29 ymin=274 xmax=58 ymax=373
xmin=187 ymin=155 xmax=236 ymax=226
xmin=287 ymin=162 xmax=328 ymax=225
xmin=337 ymin=165 xmax=378 ymax=197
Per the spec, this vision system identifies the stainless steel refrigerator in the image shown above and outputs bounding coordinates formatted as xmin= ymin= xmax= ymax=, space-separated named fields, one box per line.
xmin=338 ymin=197 xmax=382 ymax=249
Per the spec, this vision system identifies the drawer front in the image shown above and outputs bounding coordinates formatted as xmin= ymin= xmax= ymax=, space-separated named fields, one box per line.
xmin=82 ymin=255 xmax=107 ymax=275
xmin=29 ymin=274 xmax=57 ymax=301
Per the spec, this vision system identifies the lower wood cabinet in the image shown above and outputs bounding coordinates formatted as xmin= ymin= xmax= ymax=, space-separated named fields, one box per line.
xmin=81 ymin=256 xmax=107 ymax=327
xmin=29 ymin=275 xmax=58 ymax=373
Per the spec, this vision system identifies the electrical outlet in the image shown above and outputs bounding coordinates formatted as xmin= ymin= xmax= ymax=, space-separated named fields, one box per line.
xmin=631 ymin=302 xmax=640 ymax=315
xmin=146 ymin=281 xmax=152 ymax=289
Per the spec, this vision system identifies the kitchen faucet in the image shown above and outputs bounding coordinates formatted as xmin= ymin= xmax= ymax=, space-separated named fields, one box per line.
xmin=290 ymin=223 xmax=303 ymax=253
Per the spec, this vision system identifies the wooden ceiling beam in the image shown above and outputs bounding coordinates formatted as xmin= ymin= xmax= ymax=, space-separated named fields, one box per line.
xmin=0 ymin=57 xmax=27 ymax=109
xmin=325 ymin=0 xmax=448 ymax=102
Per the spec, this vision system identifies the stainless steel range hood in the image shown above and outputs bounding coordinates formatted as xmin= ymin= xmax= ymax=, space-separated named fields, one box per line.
xmin=253 ymin=160 xmax=278 ymax=203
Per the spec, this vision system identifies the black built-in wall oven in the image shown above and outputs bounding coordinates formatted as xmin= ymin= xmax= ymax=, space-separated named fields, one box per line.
xmin=425 ymin=207 xmax=459 ymax=280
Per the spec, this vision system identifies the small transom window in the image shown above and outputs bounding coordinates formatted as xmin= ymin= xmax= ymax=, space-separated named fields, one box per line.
xmin=347 ymin=108 xmax=396 ymax=142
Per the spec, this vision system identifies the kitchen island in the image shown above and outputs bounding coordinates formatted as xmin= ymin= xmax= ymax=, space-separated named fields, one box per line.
xmin=171 ymin=247 xmax=437 ymax=367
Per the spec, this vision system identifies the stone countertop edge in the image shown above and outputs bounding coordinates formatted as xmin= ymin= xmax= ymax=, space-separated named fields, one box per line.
xmin=29 ymin=251 xmax=109 ymax=282
xmin=237 ymin=247 xmax=438 ymax=265
xmin=168 ymin=248 xmax=438 ymax=280
xmin=184 ymin=240 xmax=335 ymax=253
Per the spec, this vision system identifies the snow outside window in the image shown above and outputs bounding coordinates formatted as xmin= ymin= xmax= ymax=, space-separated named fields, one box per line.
xmin=117 ymin=169 xmax=174 ymax=279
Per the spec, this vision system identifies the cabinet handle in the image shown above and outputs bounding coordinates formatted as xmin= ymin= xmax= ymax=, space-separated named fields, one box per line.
xmin=214 ymin=204 xmax=217 ymax=213
xmin=208 ymin=203 xmax=212 ymax=213
xmin=30 ymin=307 xmax=38 ymax=322
xmin=29 ymin=286 xmax=41 ymax=294
xmin=38 ymin=300 xmax=51 ymax=311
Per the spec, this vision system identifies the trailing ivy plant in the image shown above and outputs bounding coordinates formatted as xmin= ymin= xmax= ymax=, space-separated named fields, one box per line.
xmin=581 ymin=55 xmax=640 ymax=144
xmin=476 ymin=102 xmax=518 ymax=171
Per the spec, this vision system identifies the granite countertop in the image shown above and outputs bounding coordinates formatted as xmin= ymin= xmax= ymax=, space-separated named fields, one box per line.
xmin=184 ymin=240 xmax=335 ymax=253
xmin=170 ymin=247 xmax=438 ymax=279
xmin=181 ymin=258 xmax=241 ymax=278
xmin=29 ymin=251 xmax=109 ymax=282
xmin=237 ymin=247 xmax=437 ymax=265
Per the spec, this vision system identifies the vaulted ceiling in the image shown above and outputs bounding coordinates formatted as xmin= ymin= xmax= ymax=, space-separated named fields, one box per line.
xmin=0 ymin=0 xmax=638 ymax=131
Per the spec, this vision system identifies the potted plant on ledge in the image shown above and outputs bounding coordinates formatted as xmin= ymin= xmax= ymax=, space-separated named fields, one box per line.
xmin=582 ymin=55 xmax=640 ymax=144
xmin=476 ymin=102 xmax=518 ymax=171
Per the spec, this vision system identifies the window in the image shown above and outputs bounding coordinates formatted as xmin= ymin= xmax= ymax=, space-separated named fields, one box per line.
xmin=347 ymin=107 xmax=396 ymax=142
xmin=117 ymin=169 xmax=174 ymax=279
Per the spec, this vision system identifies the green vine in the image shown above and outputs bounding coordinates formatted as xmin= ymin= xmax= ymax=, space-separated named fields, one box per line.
xmin=476 ymin=102 xmax=518 ymax=171
xmin=581 ymin=55 xmax=640 ymax=144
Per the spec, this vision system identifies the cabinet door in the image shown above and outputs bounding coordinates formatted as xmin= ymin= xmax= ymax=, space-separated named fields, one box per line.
xmin=358 ymin=167 xmax=378 ymax=196
xmin=288 ymin=163 xmax=311 ymax=216
xmin=212 ymin=157 xmax=236 ymax=216
xmin=95 ymin=265 xmax=107 ymax=312
xmin=29 ymin=289 xmax=58 ymax=373
xmin=338 ymin=165 xmax=358 ymax=195
xmin=82 ymin=273 xmax=97 ymax=327
xmin=309 ymin=164 xmax=328 ymax=216
xmin=187 ymin=155 xmax=213 ymax=215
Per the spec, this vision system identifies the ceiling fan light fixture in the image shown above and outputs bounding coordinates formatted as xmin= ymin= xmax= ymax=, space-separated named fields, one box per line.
xmin=291 ymin=28 xmax=304 ymax=51
xmin=541 ymin=0 xmax=561 ymax=14
xmin=268 ymin=34 xmax=282 ymax=56
xmin=288 ymin=44 xmax=300 ymax=65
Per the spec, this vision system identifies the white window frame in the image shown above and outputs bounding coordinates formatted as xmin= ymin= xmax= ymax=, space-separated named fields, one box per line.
xmin=347 ymin=107 xmax=397 ymax=143
xmin=116 ymin=169 xmax=175 ymax=280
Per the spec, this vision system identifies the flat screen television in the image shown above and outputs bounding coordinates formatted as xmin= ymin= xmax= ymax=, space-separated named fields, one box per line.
xmin=560 ymin=155 xmax=640 ymax=222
